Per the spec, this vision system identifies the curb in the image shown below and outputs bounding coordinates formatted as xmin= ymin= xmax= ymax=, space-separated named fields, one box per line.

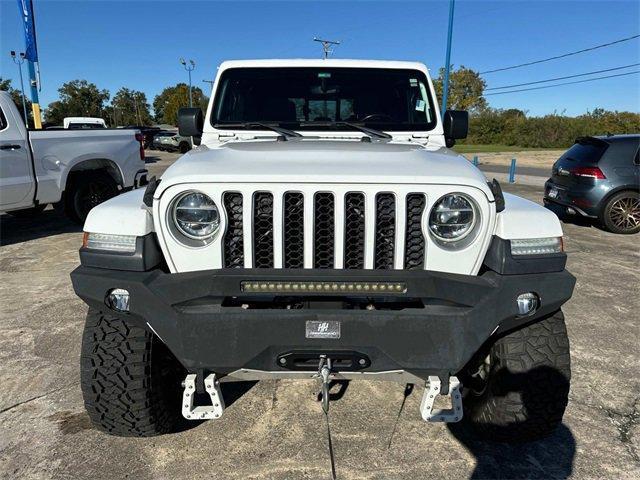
xmin=480 ymin=170 xmax=548 ymax=188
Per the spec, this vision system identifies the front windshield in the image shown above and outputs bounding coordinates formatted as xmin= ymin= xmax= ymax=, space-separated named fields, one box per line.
xmin=212 ymin=67 xmax=436 ymax=131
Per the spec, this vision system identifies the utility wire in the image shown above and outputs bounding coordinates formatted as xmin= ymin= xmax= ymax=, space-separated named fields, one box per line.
xmin=484 ymin=70 xmax=639 ymax=96
xmin=486 ymin=63 xmax=640 ymax=90
xmin=480 ymin=34 xmax=640 ymax=74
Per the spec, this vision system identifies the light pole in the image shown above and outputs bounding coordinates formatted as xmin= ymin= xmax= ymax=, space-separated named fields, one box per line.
xmin=180 ymin=58 xmax=196 ymax=107
xmin=441 ymin=0 xmax=456 ymax=117
xmin=10 ymin=51 xmax=29 ymax=126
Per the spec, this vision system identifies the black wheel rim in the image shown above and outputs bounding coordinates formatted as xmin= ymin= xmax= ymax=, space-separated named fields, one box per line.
xmin=75 ymin=181 xmax=113 ymax=220
xmin=610 ymin=196 xmax=640 ymax=231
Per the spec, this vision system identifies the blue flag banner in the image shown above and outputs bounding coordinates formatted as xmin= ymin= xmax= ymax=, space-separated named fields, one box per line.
xmin=17 ymin=0 xmax=38 ymax=62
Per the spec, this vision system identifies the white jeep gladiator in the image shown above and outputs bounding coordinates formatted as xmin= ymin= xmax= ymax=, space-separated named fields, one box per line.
xmin=71 ymin=60 xmax=575 ymax=442
xmin=0 ymin=91 xmax=147 ymax=223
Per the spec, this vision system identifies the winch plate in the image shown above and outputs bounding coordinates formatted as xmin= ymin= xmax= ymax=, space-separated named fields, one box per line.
xmin=277 ymin=350 xmax=370 ymax=371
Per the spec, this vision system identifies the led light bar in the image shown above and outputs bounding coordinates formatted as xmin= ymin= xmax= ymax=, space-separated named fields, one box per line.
xmin=84 ymin=232 xmax=137 ymax=253
xmin=510 ymin=237 xmax=563 ymax=256
xmin=241 ymin=281 xmax=407 ymax=294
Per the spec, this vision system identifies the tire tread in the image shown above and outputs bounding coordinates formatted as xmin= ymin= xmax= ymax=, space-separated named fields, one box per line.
xmin=80 ymin=309 xmax=184 ymax=437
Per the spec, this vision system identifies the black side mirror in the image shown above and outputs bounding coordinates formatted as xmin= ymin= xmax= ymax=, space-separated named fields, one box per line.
xmin=443 ymin=110 xmax=469 ymax=142
xmin=178 ymin=108 xmax=204 ymax=137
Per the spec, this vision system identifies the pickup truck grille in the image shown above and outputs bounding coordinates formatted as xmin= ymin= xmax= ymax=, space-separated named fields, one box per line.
xmin=222 ymin=190 xmax=427 ymax=270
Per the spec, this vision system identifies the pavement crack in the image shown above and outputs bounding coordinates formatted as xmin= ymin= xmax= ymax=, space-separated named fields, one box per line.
xmin=603 ymin=395 xmax=640 ymax=465
xmin=0 ymin=384 xmax=73 ymax=415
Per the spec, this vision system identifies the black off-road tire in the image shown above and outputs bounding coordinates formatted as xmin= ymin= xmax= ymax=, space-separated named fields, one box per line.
xmin=600 ymin=191 xmax=640 ymax=234
xmin=462 ymin=310 xmax=571 ymax=443
xmin=81 ymin=309 xmax=186 ymax=437
xmin=64 ymin=171 xmax=119 ymax=224
xmin=179 ymin=141 xmax=190 ymax=154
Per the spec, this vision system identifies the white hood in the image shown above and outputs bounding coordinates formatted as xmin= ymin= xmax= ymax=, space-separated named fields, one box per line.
xmin=155 ymin=139 xmax=492 ymax=198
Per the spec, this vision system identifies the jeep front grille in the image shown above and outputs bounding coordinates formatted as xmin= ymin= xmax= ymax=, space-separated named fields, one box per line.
xmin=283 ymin=192 xmax=305 ymax=268
xmin=253 ymin=192 xmax=274 ymax=268
xmin=222 ymin=189 xmax=427 ymax=270
xmin=344 ymin=193 xmax=366 ymax=269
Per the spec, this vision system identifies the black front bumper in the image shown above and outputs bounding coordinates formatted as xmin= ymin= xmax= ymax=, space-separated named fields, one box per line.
xmin=71 ymin=266 xmax=575 ymax=381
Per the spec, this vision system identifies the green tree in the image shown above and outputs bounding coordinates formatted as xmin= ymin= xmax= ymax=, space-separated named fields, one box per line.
xmin=462 ymin=107 xmax=640 ymax=148
xmin=153 ymin=83 xmax=208 ymax=125
xmin=111 ymin=87 xmax=153 ymax=126
xmin=433 ymin=65 xmax=487 ymax=113
xmin=0 ymin=77 xmax=33 ymax=125
xmin=44 ymin=80 xmax=110 ymax=125
xmin=43 ymin=100 xmax=69 ymax=126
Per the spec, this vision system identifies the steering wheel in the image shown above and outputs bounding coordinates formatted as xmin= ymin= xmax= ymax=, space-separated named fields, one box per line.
xmin=360 ymin=113 xmax=394 ymax=122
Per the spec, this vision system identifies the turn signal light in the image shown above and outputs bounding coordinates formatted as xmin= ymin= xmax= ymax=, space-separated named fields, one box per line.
xmin=83 ymin=232 xmax=137 ymax=252
xmin=511 ymin=237 xmax=563 ymax=255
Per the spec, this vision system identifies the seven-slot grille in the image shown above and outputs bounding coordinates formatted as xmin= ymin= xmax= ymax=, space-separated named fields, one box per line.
xmin=222 ymin=190 xmax=427 ymax=270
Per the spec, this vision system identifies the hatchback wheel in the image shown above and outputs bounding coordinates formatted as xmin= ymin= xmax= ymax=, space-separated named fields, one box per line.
xmin=601 ymin=191 xmax=640 ymax=234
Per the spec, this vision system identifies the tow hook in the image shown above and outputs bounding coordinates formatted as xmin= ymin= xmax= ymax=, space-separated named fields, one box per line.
xmin=181 ymin=373 xmax=225 ymax=420
xmin=315 ymin=355 xmax=333 ymax=413
xmin=419 ymin=375 xmax=463 ymax=423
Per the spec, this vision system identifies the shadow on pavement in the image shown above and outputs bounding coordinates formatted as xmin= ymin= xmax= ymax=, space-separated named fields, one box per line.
xmin=448 ymin=366 xmax=576 ymax=479
xmin=449 ymin=422 xmax=575 ymax=479
xmin=0 ymin=209 xmax=81 ymax=247
xmin=221 ymin=381 xmax=259 ymax=407
xmin=144 ymin=154 xmax=160 ymax=164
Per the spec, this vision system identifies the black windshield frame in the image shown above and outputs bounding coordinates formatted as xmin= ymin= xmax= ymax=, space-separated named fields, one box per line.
xmin=211 ymin=67 xmax=438 ymax=132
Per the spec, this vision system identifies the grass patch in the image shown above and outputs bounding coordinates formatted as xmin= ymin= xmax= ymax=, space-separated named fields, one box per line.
xmin=453 ymin=144 xmax=558 ymax=154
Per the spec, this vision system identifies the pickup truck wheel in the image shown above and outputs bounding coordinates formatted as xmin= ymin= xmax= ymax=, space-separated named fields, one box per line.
xmin=7 ymin=204 xmax=47 ymax=218
xmin=462 ymin=310 xmax=571 ymax=443
xmin=600 ymin=191 xmax=640 ymax=234
xmin=81 ymin=309 xmax=186 ymax=437
xmin=65 ymin=172 xmax=118 ymax=224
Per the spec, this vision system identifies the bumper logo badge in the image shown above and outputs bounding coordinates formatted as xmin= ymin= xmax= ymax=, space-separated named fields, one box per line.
xmin=306 ymin=321 xmax=340 ymax=339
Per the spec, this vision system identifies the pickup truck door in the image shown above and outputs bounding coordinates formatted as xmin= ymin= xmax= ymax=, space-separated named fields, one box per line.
xmin=0 ymin=102 xmax=35 ymax=210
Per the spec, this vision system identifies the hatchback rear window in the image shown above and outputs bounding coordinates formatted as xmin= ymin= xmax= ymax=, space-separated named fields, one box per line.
xmin=561 ymin=138 xmax=609 ymax=164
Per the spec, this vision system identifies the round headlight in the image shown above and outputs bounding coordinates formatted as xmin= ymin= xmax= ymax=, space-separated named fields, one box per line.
xmin=172 ymin=191 xmax=220 ymax=240
xmin=428 ymin=193 xmax=477 ymax=242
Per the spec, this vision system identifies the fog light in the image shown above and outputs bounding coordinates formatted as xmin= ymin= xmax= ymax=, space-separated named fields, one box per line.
xmin=106 ymin=288 xmax=130 ymax=312
xmin=516 ymin=292 xmax=539 ymax=316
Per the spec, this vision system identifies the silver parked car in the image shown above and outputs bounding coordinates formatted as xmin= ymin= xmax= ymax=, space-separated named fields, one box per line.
xmin=151 ymin=131 xmax=192 ymax=153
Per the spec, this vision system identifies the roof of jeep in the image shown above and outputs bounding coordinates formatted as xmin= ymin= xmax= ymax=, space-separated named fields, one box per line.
xmin=217 ymin=59 xmax=429 ymax=71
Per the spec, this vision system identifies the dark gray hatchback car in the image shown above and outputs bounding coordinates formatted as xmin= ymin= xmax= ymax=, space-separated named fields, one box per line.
xmin=544 ymin=134 xmax=640 ymax=234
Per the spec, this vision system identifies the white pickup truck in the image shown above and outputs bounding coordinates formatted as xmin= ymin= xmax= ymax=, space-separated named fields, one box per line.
xmin=0 ymin=91 xmax=147 ymax=223
xmin=72 ymin=59 xmax=575 ymax=445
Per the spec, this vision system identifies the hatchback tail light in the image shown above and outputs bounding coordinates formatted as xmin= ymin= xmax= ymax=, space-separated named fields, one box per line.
xmin=569 ymin=166 xmax=605 ymax=179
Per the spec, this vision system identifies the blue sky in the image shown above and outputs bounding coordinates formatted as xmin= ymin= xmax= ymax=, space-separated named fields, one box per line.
xmin=1 ymin=0 xmax=639 ymax=116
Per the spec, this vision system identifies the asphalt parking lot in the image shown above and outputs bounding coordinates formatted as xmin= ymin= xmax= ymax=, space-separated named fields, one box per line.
xmin=1 ymin=150 xmax=638 ymax=480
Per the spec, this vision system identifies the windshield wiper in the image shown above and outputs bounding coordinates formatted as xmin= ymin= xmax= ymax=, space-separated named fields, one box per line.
xmin=214 ymin=122 xmax=302 ymax=141
xmin=336 ymin=122 xmax=392 ymax=139
xmin=300 ymin=121 xmax=392 ymax=140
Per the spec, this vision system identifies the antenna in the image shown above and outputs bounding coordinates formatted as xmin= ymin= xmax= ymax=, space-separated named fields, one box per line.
xmin=313 ymin=37 xmax=340 ymax=59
